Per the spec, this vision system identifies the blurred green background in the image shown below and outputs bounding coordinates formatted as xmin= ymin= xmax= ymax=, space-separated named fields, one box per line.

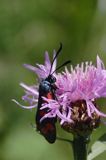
xmin=0 ymin=0 xmax=106 ymax=160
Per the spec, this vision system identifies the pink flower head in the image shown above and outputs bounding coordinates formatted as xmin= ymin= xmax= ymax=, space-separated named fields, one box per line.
xmin=13 ymin=49 xmax=106 ymax=134
xmin=45 ymin=55 xmax=106 ymax=125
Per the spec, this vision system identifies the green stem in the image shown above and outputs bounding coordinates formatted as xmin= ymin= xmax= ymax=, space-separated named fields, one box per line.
xmin=72 ymin=135 xmax=89 ymax=160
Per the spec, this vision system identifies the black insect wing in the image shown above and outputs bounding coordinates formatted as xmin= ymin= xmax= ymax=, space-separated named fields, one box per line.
xmin=36 ymin=79 xmax=57 ymax=143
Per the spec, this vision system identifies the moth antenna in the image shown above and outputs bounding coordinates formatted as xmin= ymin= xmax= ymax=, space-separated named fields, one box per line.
xmin=51 ymin=60 xmax=71 ymax=75
xmin=49 ymin=43 xmax=62 ymax=75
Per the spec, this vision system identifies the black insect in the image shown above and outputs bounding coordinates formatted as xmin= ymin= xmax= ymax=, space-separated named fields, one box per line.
xmin=36 ymin=43 xmax=70 ymax=143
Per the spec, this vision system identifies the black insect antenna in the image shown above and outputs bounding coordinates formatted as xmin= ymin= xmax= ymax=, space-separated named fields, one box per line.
xmin=49 ymin=43 xmax=62 ymax=75
xmin=51 ymin=60 xmax=71 ymax=75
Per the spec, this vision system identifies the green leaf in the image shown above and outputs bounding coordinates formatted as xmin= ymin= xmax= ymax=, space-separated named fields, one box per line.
xmin=88 ymin=140 xmax=106 ymax=160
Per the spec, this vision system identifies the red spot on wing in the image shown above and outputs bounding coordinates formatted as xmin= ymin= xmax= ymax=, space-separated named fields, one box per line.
xmin=46 ymin=92 xmax=53 ymax=99
xmin=41 ymin=123 xmax=54 ymax=134
xmin=39 ymin=110 xmax=46 ymax=117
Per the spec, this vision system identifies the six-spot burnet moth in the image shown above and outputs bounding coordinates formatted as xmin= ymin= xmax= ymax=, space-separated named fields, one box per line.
xmin=36 ymin=43 xmax=71 ymax=143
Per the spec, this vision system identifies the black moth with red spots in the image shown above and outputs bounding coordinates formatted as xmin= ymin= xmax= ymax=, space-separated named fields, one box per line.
xmin=36 ymin=43 xmax=70 ymax=143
